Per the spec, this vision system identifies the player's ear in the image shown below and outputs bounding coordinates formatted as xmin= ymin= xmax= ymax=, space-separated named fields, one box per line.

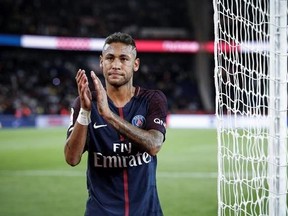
xmin=133 ymin=58 xmax=140 ymax=72
xmin=99 ymin=55 xmax=103 ymax=68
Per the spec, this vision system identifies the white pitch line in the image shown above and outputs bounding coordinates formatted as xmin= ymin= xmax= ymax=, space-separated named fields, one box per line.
xmin=0 ymin=170 xmax=85 ymax=177
xmin=0 ymin=170 xmax=218 ymax=179
xmin=158 ymin=172 xmax=217 ymax=178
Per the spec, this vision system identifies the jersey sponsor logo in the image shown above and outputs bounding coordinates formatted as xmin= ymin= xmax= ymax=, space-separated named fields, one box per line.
xmin=93 ymin=151 xmax=152 ymax=168
xmin=131 ymin=115 xmax=146 ymax=128
xmin=93 ymin=123 xmax=107 ymax=129
xmin=93 ymin=142 xmax=152 ymax=168
xmin=154 ymin=118 xmax=166 ymax=128
xmin=113 ymin=142 xmax=132 ymax=154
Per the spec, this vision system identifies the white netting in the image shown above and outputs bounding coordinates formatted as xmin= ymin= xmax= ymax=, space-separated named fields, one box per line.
xmin=213 ymin=0 xmax=288 ymax=215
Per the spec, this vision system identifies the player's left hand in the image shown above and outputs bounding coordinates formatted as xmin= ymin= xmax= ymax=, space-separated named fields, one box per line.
xmin=76 ymin=69 xmax=92 ymax=111
xmin=90 ymin=71 xmax=111 ymax=118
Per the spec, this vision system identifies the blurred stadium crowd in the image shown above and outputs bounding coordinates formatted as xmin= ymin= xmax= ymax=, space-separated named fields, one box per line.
xmin=0 ymin=0 xmax=193 ymax=38
xmin=0 ymin=0 xmax=204 ymax=117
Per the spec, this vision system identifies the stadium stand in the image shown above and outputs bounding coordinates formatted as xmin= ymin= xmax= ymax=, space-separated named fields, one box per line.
xmin=0 ymin=0 xmax=205 ymax=116
xmin=0 ymin=0 xmax=193 ymax=38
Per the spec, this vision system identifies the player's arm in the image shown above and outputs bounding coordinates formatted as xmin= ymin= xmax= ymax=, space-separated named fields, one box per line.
xmin=64 ymin=70 xmax=92 ymax=166
xmin=106 ymin=113 xmax=164 ymax=156
xmin=91 ymin=71 xmax=166 ymax=156
xmin=64 ymin=121 xmax=88 ymax=166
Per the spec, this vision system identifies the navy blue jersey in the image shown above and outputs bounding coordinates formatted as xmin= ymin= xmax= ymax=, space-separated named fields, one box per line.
xmin=67 ymin=86 xmax=168 ymax=216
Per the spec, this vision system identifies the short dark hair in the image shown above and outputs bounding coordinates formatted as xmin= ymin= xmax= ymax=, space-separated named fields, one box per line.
xmin=104 ymin=32 xmax=136 ymax=49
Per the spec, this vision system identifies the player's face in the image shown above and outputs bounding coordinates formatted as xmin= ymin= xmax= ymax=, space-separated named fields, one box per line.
xmin=100 ymin=42 xmax=140 ymax=87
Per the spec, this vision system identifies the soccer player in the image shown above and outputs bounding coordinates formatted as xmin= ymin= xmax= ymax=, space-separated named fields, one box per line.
xmin=64 ymin=32 xmax=168 ymax=216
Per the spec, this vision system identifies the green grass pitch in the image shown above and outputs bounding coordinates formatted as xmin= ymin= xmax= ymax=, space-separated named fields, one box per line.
xmin=0 ymin=127 xmax=218 ymax=216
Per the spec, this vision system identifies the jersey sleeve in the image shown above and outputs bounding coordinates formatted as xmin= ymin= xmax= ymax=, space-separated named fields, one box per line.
xmin=66 ymin=96 xmax=81 ymax=138
xmin=66 ymin=96 xmax=91 ymax=152
xmin=145 ymin=90 xmax=168 ymax=138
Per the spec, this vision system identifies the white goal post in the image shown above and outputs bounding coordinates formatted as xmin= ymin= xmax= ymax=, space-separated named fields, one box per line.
xmin=213 ymin=0 xmax=288 ymax=215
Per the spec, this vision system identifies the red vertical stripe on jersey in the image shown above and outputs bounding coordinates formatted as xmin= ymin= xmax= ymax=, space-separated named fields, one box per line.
xmin=118 ymin=107 xmax=129 ymax=216
xmin=123 ymin=169 xmax=129 ymax=216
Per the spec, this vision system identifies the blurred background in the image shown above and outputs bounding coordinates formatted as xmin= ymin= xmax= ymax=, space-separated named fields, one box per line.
xmin=0 ymin=1 xmax=219 ymax=215
xmin=0 ymin=0 xmax=215 ymax=125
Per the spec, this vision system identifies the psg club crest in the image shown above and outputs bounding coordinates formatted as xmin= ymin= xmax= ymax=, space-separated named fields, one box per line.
xmin=131 ymin=115 xmax=146 ymax=128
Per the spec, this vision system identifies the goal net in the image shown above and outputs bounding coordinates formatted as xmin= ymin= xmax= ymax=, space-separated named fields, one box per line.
xmin=213 ymin=0 xmax=288 ymax=215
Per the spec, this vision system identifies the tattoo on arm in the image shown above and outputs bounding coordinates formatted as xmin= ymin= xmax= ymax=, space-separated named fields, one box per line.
xmin=107 ymin=112 xmax=164 ymax=155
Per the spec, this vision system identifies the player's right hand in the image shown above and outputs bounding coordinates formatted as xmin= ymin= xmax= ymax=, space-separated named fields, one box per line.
xmin=76 ymin=69 xmax=92 ymax=111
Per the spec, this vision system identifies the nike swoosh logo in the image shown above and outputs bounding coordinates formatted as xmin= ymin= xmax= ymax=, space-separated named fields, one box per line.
xmin=93 ymin=123 xmax=107 ymax=129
